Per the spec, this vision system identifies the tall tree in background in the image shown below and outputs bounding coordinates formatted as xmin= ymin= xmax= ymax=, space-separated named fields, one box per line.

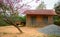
xmin=54 ymin=1 xmax=60 ymax=16
xmin=36 ymin=1 xmax=46 ymax=9
xmin=54 ymin=1 xmax=60 ymax=26
xmin=0 ymin=0 xmax=40 ymax=33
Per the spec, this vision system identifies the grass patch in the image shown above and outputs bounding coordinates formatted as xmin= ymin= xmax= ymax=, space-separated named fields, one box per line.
xmin=49 ymin=35 xmax=60 ymax=37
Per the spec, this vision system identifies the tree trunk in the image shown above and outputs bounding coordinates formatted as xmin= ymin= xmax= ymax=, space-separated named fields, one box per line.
xmin=3 ymin=17 xmax=23 ymax=33
xmin=14 ymin=25 xmax=23 ymax=33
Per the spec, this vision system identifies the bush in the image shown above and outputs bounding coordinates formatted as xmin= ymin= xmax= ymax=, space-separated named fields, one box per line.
xmin=54 ymin=19 xmax=60 ymax=26
xmin=0 ymin=18 xmax=10 ymax=26
xmin=54 ymin=16 xmax=60 ymax=26
xmin=0 ymin=14 xmax=26 ymax=26
xmin=0 ymin=15 xmax=9 ymax=26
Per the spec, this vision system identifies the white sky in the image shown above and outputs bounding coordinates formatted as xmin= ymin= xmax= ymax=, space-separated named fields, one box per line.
xmin=42 ymin=0 xmax=58 ymax=9
xmin=18 ymin=0 xmax=59 ymax=16
xmin=25 ymin=0 xmax=58 ymax=9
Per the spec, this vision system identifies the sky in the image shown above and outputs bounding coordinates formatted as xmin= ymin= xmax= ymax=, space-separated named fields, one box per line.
xmin=27 ymin=0 xmax=59 ymax=9
xmin=42 ymin=0 xmax=58 ymax=9
xmin=18 ymin=0 xmax=59 ymax=16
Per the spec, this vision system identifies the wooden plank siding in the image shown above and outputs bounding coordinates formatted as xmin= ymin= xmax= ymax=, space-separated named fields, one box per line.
xmin=26 ymin=14 xmax=54 ymax=27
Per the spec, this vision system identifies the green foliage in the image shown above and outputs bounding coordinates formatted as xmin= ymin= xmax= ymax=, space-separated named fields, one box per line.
xmin=0 ymin=15 xmax=10 ymax=26
xmin=54 ymin=16 xmax=60 ymax=26
xmin=54 ymin=16 xmax=60 ymax=20
xmin=21 ymin=16 xmax=26 ymax=22
xmin=54 ymin=1 xmax=60 ymax=26
xmin=10 ymin=15 xmax=20 ymax=22
xmin=49 ymin=35 xmax=60 ymax=37
xmin=10 ymin=15 xmax=26 ymax=23
xmin=0 ymin=15 xmax=26 ymax=26
xmin=54 ymin=2 xmax=60 ymax=16
xmin=54 ymin=19 xmax=60 ymax=26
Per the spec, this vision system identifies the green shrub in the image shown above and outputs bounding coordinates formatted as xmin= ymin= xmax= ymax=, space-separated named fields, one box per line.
xmin=0 ymin=15 xmax=10 ymax=26
xmin=54 ymin=16 xmax=60 ymax=26
xmin=0 ymin=14 xmax=26 ymax=26
xmin=54 ymin=19 xmax=60 ymax=26
xmin=0 ymin=19 xmax=10 ymax=26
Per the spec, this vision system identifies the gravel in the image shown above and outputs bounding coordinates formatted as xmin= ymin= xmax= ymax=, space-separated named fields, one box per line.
xmin=38 ymin=24 xmax=60 ymax=35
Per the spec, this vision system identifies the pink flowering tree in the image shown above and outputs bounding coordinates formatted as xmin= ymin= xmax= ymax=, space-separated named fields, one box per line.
xmin=0 ymin=0 xmax=40 ymax=33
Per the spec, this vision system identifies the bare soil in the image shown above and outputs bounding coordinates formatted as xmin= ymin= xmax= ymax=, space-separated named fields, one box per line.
xmin=0 ymin=26 xmax=48 ymax=37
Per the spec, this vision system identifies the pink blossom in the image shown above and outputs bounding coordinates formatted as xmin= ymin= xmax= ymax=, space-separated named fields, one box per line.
xmin=0 ymin=0 xmax=3 ymax=3
xmin=0 ymin=0 xmax=40 ymax=13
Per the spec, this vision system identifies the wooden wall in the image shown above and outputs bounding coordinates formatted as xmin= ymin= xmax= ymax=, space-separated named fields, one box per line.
xmin=26 ymin=14 xmax=54 ymax=27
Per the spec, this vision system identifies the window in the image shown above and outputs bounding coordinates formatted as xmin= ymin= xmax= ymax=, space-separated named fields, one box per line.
xmin=43 ymin=16 xmax=48 ymax=23
xmin=31 ymin=16 xmax=36 ymax=25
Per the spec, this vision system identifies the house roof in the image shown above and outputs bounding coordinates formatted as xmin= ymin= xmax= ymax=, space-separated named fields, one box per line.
xmin=23 ymin=9 xmax=57 ymax=15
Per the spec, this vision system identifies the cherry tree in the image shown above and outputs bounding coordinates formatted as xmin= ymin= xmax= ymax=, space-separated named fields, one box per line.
xmin=3 ymin=0 xmax=40 ymax=13
xmin=0 ymin=0 xmax=40 ymax=33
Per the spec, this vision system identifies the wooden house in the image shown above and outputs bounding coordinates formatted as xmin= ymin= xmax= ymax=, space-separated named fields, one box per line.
xmin=24 ymin=9 xmax=57 ymax=27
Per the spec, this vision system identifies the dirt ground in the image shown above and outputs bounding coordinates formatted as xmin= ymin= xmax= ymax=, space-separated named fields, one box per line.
xmin=0 ymin=26 xmax=48 ymax=37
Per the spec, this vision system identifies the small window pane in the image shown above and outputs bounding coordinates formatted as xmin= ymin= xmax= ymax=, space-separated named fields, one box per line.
xmin=31 ymin=16 xmax=36 ymax=25
xmin=43 ymin=16 xmax=48 ymax=23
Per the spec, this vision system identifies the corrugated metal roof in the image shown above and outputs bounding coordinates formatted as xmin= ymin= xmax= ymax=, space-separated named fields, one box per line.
xmin=23 ymin=9 xmax=57 ymax=15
